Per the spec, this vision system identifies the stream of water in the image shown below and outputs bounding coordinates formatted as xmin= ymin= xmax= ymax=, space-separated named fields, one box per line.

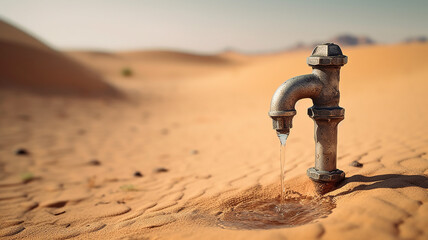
xmin=277 ymin=133 xmax=289 ymax=203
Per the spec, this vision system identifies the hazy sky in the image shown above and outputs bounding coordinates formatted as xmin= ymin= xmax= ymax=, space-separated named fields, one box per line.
xmin=1 ymin=0 xmax=427 ymax=53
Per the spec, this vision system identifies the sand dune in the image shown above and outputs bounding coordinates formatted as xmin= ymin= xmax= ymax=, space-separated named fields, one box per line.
xmin=119 ymin=50 xmax=234 ymax=64
xmin=67 ymin=49 xmax=246 ymax=80
xmin=0 ymin=42 xmax=428 ymax=239
xmin=0 ymin=20 xmax=119 ymax=97
xmin=0 ymin=19 xmax=51 ymax=52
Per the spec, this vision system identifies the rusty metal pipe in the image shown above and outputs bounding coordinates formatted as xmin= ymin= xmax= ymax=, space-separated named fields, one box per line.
xmin=269 ymin=43 xmax=347 ymax=184
xmin=268 ymin=74 xmax=322 ymax=134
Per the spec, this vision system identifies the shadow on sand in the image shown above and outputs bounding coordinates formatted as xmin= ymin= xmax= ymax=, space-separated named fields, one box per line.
xmin=334 ymin=174 xmax=428 ymax=197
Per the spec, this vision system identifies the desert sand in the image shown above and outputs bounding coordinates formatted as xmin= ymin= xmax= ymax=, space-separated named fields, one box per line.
xmin=1 ymin=21 xmax=428 ymax=240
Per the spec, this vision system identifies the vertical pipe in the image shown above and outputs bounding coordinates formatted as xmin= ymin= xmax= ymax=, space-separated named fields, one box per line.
xmin=314 ymin=119 xmax=340 ymax=172
xmin=307 ymin=106 xmax=345 ymax=183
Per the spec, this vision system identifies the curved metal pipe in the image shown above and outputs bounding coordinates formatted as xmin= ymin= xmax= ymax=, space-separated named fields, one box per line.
xmin=268 ymin=73 xmax=322 ymax=134
xmin=270 ymin=73 xmax=322 ymax=112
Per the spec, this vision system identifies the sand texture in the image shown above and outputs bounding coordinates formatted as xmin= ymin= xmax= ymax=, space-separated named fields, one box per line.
xmin=1 ymin=27 xmax=428 ymax=239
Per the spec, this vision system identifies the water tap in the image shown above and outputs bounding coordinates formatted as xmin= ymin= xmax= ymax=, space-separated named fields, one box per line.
xmin=269 ymin=43 xmax=347 ymax=185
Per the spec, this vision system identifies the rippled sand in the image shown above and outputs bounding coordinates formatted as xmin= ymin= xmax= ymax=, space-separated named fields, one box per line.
xmin=1 ymin=36 xmax=428 ymax=239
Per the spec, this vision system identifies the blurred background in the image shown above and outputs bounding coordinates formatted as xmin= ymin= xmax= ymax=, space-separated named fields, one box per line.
xmin=1 ymin=0 xmax=427 ymax=53
xmin=1 ymin=1 xmax=428 ymax=238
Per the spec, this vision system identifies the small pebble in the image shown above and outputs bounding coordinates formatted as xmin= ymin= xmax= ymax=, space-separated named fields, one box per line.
xmin=161 ymin=129 xmax=169 ymax=135
xmin=77 ymin=129 xmax=86 ymax=135
xmin=154 ymin=167 xmax=169 ymax=173
xmin=17 ymin=115 xmax=31 ymax=121
xmin=350 ymin=160 xmax=363 ymax=168
xmin=15 ymin=148 xmax=29 ymax=156
xmin=142 ymin=112 xmax=150 ymax=119
xmin=134 ymin=171 xmax=143 ymax=177
xmin=88 ymin=159 xmax=101 ymax=166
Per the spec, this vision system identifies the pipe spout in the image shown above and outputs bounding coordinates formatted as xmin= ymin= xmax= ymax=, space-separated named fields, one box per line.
xmin=269 ymin=74 xmax=322 ymax=134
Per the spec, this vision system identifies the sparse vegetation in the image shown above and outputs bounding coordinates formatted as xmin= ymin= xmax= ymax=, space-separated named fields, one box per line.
xmin=120 ymin=184 xmax=138 ymax=191
xmin=21 ymin=172 xmax=34 ymax=183
xmin=121 ymin=67 xmax=133 ymax=77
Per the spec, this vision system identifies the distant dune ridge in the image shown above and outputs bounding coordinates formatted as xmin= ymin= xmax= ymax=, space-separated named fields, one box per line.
xmin=329 ymin=35 xmax=375 ymax=46
xmin=287 ymin=34 xmax=428 ymax=53
xmin=67 ymin=49 xmax=243 ymax=80
xmin=119 ymin=50 xmax=233 ymax=64
xmin=404 ymin=36 xmax=427 ymax=43
xmin=288 ymin=34 xmax=376 ymax=51
xmin=0 ymin=19 xmax=119 ymax=97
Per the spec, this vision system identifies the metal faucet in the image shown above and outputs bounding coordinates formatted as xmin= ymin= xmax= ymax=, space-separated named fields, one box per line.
xmin=269 ymin=43 xmax=347 ymax=185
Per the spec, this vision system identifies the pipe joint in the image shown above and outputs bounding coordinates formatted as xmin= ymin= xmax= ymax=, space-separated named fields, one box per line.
xmin=307 ymin=167 xmax=345 ymax=182
xmin=308 ymin=107 xmax=344 ymax=121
